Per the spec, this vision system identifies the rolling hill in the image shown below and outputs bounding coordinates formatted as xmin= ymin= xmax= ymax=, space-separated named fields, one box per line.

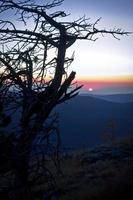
xmin=81 ymin=93 xmax=133 ymax=103
xmin=5 ymin=94 xmax=133 ymax=150
xmin=56 ymin=95 xmax=133 ymax=149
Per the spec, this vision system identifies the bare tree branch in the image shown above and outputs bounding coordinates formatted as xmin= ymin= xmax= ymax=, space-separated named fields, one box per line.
xmin=0 ymin=0 xmax=130 ymax=199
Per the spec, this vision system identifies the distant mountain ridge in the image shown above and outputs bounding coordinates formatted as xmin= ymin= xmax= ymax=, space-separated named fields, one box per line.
xmin=56 ymin=95 xmax=133 ymax=149
xmin=79 ymin=93 xmax=133 ymax=103
xmin=5 ymin=94 xmax=133 ymax=150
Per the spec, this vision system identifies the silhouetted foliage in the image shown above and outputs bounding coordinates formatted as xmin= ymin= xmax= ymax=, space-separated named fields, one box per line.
xmin=0 ymin=0 xmax=129 ymax=199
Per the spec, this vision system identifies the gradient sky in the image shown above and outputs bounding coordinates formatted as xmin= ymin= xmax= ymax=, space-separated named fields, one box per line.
xmin=0 ymin=0 xmax=133 ymax=94
xmin=59 ymin=0 xmax=133 ymax=93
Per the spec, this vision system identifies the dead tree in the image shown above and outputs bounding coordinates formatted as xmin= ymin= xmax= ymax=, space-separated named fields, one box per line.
xmin=0 ymin=0 xmax=129 ymax=199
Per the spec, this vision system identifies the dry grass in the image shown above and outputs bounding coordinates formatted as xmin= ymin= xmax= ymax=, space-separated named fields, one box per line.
xmin=1 ymin=136 xmax=133 ymax=199
xmin=55 ymin=136 xmax=133 ymax=200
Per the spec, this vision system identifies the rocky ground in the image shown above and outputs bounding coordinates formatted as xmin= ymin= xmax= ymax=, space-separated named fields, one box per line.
xmin=55 ymin=137 xmax=133 ymax=200
xmin=0 ymin=137 xmax=133 ymax=200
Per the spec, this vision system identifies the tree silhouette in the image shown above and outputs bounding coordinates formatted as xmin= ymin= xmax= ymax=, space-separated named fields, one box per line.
xmin=0 ymin=0 xmax=129 ymax=199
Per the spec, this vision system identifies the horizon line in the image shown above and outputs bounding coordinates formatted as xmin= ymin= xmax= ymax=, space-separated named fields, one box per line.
xmin=76 ymin=74 xmax=133 ymax=83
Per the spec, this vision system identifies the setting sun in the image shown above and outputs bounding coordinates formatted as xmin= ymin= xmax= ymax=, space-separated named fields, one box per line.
xmin=88 ymin=88 xmax=93 ymax=92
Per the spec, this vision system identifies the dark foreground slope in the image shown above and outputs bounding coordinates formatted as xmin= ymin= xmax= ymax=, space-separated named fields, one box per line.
xmin=55 ymin=137 xmax=133 ymax=200
xmin=56 ymin=95 xmax=133 ymax=149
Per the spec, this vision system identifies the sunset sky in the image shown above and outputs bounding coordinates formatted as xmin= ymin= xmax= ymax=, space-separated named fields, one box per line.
xmin=0 ymin=0 xmax=133 ymax=94
xmin=60 ymin=0 xmax=133 ymax=94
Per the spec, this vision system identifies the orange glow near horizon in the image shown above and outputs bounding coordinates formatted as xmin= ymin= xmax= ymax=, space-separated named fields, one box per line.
xmin=75 ymin=75 xmax=133 ymax=90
